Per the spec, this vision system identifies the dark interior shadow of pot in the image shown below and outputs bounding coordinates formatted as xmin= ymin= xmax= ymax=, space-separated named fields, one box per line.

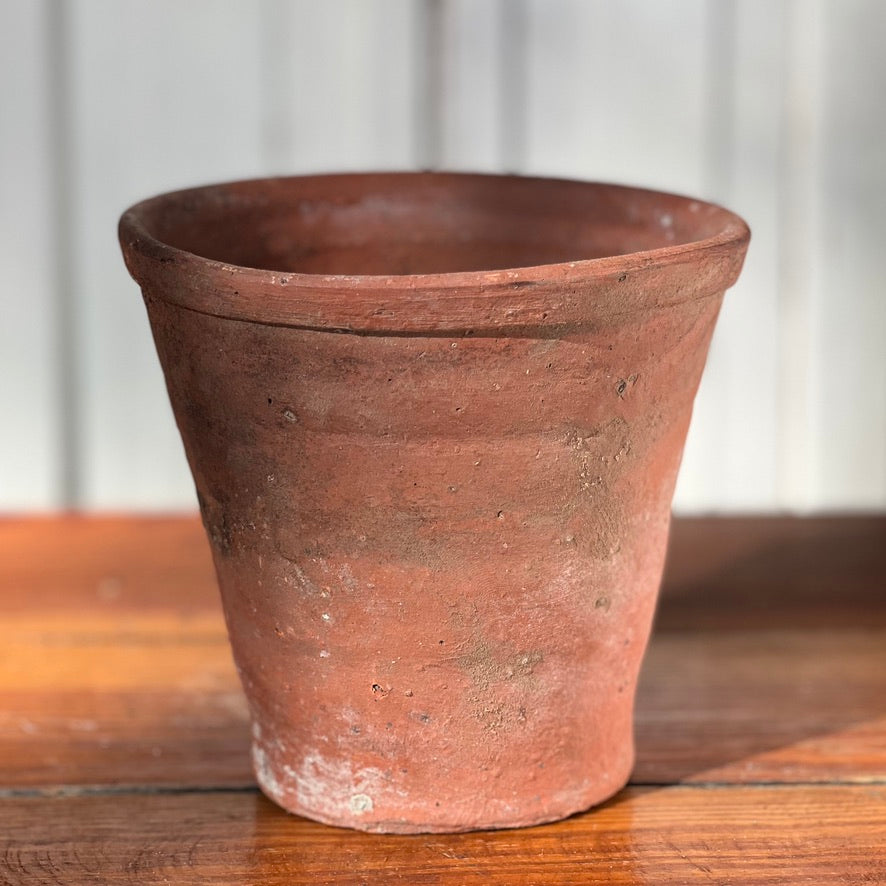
xmin=632 ymin=515 xmax=886 ymax=785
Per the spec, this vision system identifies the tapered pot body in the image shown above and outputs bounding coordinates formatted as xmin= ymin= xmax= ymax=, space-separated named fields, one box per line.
xmin=120 ymin=172 xmax=748 ymax=833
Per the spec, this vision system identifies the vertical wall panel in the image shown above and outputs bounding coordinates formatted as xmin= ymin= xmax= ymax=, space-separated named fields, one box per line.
xmin=775 ymin=0 xmax=828 ymax=510
xmin=68 ymin=0 xmax=421 ymax=508
xmin=522 ymin=0 xmax=710 ymax=195
xmin=519 ymin=0 xmax=727 ymax=512
xmin=67 ymin=0 xmax=268 ymax=508
xmin=809 ymin=0 xmax=886 ymax=508
xmin=437 ymin=0 xmax=507 ymax=170
xmin=677 ymin=0 xmax=785 ymax=511
xmin=281 ymin=0 xmax=419 ymax=172
xmin=0 ymin=1 xmax=60 ymax=509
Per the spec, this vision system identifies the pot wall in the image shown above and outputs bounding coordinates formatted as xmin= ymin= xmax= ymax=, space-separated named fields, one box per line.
xmin=121 ymin=172 xmax=748 ymax=833
xmin=143 ymin=284 xmax=720 ymax=832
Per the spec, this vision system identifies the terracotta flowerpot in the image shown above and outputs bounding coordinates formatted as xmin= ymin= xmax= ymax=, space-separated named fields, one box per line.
xmin=119 ymin=172 xmax=748 ymax=833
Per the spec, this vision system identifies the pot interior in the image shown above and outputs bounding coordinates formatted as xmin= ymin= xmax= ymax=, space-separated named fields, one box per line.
xmin=132 ymin=173 xmax=735 ymax=277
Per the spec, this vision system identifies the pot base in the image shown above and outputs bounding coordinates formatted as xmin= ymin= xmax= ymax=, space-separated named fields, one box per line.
xmin=252 ymin=739 xmax=634 ymax=834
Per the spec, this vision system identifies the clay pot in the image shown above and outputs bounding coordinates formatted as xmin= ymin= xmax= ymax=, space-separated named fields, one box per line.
xmin=119 ymin=172 xmax=748 ymax=833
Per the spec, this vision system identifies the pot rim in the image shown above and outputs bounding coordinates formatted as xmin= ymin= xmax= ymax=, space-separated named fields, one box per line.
xmin=119 ymin=171 xmax=750 ymax=334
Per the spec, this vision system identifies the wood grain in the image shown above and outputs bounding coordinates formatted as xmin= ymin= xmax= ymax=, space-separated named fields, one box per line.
xmin=1 ymin=786 xmax=884 ymax=885
xmin=659 ymin=515 xmax=886 ymax=629
xmin=636 ymin=630 xmax=886 ymax=783
xmin=0 ymin=516 xmax=250 ymax=788
xmin=1 ymin=516 xmax=884 ymax=790
xmin=1 ymin=516 xmax=884 ymax=882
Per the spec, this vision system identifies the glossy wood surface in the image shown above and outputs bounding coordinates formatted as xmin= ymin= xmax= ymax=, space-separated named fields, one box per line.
xmin=1 ymin=515 xmax=884 ymax=883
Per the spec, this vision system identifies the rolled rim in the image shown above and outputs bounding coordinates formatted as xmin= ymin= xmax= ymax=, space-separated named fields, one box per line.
xmin=119 ymin=171 xmax=750 ymax=334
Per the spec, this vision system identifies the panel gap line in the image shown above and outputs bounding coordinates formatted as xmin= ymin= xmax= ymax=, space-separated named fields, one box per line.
xmin=46 ymin=0 xmax=81 ymax=508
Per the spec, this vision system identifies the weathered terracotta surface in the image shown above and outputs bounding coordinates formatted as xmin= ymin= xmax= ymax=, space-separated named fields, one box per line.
xmin=119 ymin=172 xmax=748 ymax=833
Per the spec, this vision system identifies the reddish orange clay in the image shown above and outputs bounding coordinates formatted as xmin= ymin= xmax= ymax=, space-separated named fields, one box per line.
xmin=120 ymin=172 xmax=748 ymax=833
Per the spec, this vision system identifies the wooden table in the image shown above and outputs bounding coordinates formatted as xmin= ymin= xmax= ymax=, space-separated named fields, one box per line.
xmin=1 ymin=515 xmax=884 ymax=884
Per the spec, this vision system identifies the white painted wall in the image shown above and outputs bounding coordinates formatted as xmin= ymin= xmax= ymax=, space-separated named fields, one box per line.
xmin=2 ymin=0 xmax=883 ymax=513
